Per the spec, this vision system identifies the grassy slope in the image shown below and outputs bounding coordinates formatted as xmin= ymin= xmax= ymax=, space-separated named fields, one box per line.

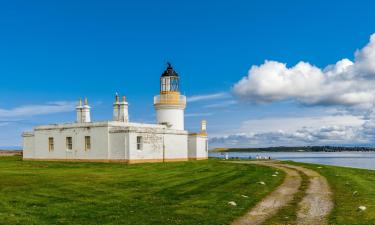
xmin=290 ymin=162 xmax=375 ymax=225
xmin=0 ymin=157 xmax=284 ymax=225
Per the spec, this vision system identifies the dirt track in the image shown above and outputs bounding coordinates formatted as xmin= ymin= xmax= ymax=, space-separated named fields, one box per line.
xmin=230 ymin=161 xmax=333 ymax=225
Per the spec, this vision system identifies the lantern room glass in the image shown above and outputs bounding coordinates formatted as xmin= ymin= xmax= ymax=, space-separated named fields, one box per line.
xmin=161 ymin=76 xmax=179 ymax=92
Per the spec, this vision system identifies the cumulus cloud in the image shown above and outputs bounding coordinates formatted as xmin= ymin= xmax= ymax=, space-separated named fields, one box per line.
xmin=208 ymin=112 xmax=375 ymax=147
xmin=239 ymin=115 xmax=364 ymax=133
xmin=209 ymin=125 xmax=370 ymax=148
xmin=233 ymin=34 xmax=375 ymax=108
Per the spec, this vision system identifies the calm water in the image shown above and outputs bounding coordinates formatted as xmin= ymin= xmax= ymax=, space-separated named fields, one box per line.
xmin=209 ymin=152 xmax=375 ymax=170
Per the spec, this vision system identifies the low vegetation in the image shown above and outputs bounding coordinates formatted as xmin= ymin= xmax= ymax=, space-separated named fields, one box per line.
xmin=0 ymin=156 xmax=284 ymax=225
xmin=289 ymin=161 xmax=375 ymax=225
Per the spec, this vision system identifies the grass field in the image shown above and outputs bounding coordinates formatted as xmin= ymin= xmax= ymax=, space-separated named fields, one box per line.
xmin=0 ymin=156 xmax=284 ymax=225
xmin=289 ymin=162 xmax=375 ymax=225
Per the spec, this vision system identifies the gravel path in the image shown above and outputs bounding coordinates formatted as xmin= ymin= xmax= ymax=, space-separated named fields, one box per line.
xmin=231 ymin=161 xmax=302 ymax=225
xmin=229 ymin=161 xmax=333 ymax=225
xmin=281 ymin=164 xmax=333 ymax=225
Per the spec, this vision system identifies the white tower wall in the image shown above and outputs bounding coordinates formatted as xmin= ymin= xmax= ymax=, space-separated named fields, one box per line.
xmin=155 ymin=106 xmax=184 ymax=130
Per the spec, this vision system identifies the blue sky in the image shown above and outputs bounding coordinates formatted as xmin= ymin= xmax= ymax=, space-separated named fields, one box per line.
xmin=2 ymin=0 xmax=375 ymax=148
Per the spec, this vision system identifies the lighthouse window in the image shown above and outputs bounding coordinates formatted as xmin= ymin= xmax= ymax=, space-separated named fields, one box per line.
xmin=48 ymin=137 xmax=54 ymax=152
xmin=161 ymin=78 xmax=166 ymax=92
xmin=66 ymin=137 xmax=73 ymax=150
xmin=170 ymin=77 xmax=179 ymax=91
xmin=137 ymin=136 xmax=143 ymax=150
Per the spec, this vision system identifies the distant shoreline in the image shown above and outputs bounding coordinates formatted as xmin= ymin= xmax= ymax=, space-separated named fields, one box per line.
xmin=211 ymin=146 xmax=375 ymax=153
xmin=0 ymin=150 xmax=23 ymax=156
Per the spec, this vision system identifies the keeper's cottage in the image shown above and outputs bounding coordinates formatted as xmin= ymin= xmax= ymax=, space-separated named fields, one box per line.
xmin=22 ymin=63 xmax=208 ymax=163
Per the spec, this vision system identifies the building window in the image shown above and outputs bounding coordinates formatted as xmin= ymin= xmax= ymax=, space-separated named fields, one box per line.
xmin=85 ymin=136 xmax=91 ymax=151
xmin=136 ymin=136 xmax=143 ymax=150
xmin=66 ymin=137 xmax=73 ymax=150
xmin=48 ymin=137 xmax=54 ymax=152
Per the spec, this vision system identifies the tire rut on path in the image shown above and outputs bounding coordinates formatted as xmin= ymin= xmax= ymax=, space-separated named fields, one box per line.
xmin=230 ymin=161 xmax=302 ymax=225
xmin=279 ymin=164 xmax=333 ymax=225
xmin=228 ymin=161 xmax=333 ymax=225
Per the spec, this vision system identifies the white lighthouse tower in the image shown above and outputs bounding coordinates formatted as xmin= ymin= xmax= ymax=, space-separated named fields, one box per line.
xmin=154 ymin=63 xmax=186 ymax=130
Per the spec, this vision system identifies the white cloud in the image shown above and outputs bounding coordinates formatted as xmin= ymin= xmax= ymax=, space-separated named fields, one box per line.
xmin=209 ymin=112 xmax=374 ymax=147
xmin=233 ymin=34 xmax=375 ymax=108
xmin=187 ymin=92 xmax=229 ymax=103
xmin=205 ymin=100 xmax=237 ymax=108
xmin=0 ymin=101 xmax=76 ymax=119
xmin=209 ymin=125 xmax=369 ymax=148
xmin=240 ymin=115 xmax=364 ymax=133
xmin=185 ymin=112 xmax=213 ymax=117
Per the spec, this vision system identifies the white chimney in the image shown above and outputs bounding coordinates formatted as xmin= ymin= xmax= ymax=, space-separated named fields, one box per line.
xmin=113 ymin=94 xmax=120 ymax=121
xmin=119 ymin=96 xmax=129 ymax=123
xmin=82 ymin=97 xmax=91 ymax=123
xmin=76 ymin=98 xmax=83 ymax=123
xmin=201 ymin=120 xmax=207 ymax=134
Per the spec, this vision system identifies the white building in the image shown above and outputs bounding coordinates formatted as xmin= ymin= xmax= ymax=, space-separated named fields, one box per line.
xmin=22 ymin=63 xmax=208 ymax=163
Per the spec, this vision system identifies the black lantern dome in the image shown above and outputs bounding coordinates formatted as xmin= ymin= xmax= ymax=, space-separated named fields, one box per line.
xmin=160 ymin=62 xmax=180 ymax=92
xmin=161 ymin=62 xmax=179 ymax=77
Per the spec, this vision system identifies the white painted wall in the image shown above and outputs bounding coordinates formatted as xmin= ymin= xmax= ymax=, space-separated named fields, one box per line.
xmin=127 ymin=129 xmax=188 ymax=161
xmin=22 ymin=133 xmax=35 ymax=158
xmin=109 ymin=131 xmax=127 ymax=160
xmin=23 ymin=122 xmax=192 ymax=162
xmin=29 ymin=125 xmax=109 ymax=160
xmin=155 ymin=107 xmax=184 ymax=130
xmin=188 ymin=135 xmax=208 ymax=159
xmin=163 ymin=133 xmax=188 ymax=159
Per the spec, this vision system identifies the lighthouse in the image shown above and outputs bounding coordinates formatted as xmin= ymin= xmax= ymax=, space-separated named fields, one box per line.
xmin=154 ymin=63 xmax=186 ymax=130
xmin=23 ymin=62 xmax=208 ymax=163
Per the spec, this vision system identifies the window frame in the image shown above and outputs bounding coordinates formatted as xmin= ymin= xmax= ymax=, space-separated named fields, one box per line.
xmin=66 ymin=137 xmax=73 ymax=151
xmin=136 ymin=136 xmax=143 ymax=150
xmin=48 ymin=137 xmax=54 ymax=152
xmin=85 ymin=136 xmax=91 ymax=151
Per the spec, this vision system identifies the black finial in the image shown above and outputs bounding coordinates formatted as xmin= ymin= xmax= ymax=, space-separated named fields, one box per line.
xmin=167 ymin=62 xmax=172 ymax=68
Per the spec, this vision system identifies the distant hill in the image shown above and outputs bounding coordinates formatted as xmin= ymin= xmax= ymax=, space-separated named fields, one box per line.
xmin=0 ymin=150 xmax=22 ymax=156
xmin=211 ymin=146 xmax=375 ymax=152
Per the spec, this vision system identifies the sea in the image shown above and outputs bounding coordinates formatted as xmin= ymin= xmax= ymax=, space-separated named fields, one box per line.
xmin=209 ymin=151 xmax=375 ymax=170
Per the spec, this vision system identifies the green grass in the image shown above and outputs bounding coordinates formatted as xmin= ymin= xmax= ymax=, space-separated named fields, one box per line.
xmin=289 ymin=162 xmax=375 ymax=225
xmin=0 ymin=156 xmax=284 ymax=225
